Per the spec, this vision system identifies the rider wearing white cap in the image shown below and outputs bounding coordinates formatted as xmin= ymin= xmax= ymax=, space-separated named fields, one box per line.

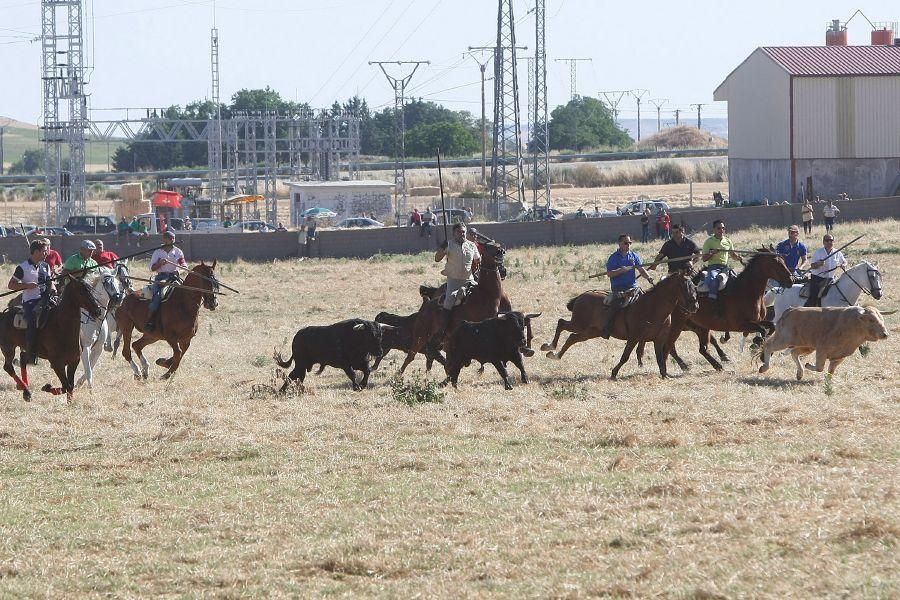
xmin=61 ymin=239 xmax=99 ymax=279
xmin=145 ymin=230 xmax=187 ymax=331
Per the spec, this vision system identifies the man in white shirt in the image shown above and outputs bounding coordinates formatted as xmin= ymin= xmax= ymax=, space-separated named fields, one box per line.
xmin=145 ymin=231 xmax=187 ymax=331
xmin=822 ymin=199 xmax=840 ymax=232
xmin=434 ymin=222 xmax=481 ymax=332
xmin=805 ymin=233 xmax=846 ymax=307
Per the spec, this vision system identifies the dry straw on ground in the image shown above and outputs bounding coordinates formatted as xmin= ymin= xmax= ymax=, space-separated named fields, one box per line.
xmin=0 ymin=219 xmax=897 ymax=596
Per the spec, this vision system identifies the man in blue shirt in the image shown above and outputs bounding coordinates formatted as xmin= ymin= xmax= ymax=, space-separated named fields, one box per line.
xmin=601 ymin=234 xmax=654 ymax=339
xmin=775 ymin=225 xmax=808 ymax=277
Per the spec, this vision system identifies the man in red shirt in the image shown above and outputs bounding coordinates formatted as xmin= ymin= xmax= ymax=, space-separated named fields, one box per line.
xmin=93 ymin=239 xmax=120 ymax=267
xmin=44 ymin=238 xmax=63 ymax=273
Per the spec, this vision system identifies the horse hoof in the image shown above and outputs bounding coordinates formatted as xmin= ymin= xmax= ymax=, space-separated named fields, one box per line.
xmin=521 ymin=348 xmax=535 ymax=357
xmin=161 ymin=373 xmax=171 ymax=381
xmin=104 ymin=344 xmax=113 ymax=352
xmin=22 ymin=389 xmax=31 ymax=402
xmin=155 ymin=358 xmax=169 ymax=367
xmin=41 ymin=383 xmax=53 ymax=393
xmin=719 ymin=335 xmax=727 ymax=344
xmin=545 ymin=351 xmax=559 ymax=360
xmin=539 ymin=343 xmax=553 ymax=352
xmin=758 ymin=365 xmax=769 ymax=374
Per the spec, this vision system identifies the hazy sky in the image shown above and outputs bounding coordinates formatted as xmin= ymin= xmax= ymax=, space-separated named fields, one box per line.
xmin=0 ymin=0 xmax=897 ymax=125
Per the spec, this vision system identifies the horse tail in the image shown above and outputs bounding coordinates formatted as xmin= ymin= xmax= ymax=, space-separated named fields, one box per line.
xmin=273 ymin=348 xmax=293 ymax=368
xmin=565 ymin=294 xmax=580 ymax=312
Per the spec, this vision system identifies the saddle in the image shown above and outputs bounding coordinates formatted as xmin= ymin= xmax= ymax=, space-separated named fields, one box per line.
xmin=9 ymin=297 xmax=56 ymax=330
xmin=798 ymin=280 xmax=832 ymax=300
xmin=694 ymin=269 xmax=736 ymax=295
xmin=136 ymin=275 xmax=182 ymax=302
xmin=419 ymin=281 xmax=478 ymax=308
xmin=602 ymin=287 xmax=642 ymax=307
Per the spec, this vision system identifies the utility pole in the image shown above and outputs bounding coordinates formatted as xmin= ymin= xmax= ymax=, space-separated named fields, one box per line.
xmin=0 ymin=126 xmax=4 ymax=175
xmin=649 ymin=98 xmax=668 ymax=134
xmin=674 ymin=108 xmax=681 ymax=126
xmin=600 ymin=90 xmax=628 ymax=125
xmin=691 ymin=103 xmax=705 ymax=129
xmin=466 ymin=49 xmax=493 ymax=185
xmin=208 ymin=27 xmax=224 ymax=217
xmin=555 ymin=58 xmax=592 ymax=100
xmin=369 ymin=60 xmax=429 ymax=225
xmin=630 ymin=89 xmax=648 ymax=142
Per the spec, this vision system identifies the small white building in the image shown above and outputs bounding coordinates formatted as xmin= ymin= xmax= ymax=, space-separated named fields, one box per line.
xmin=286 ymin=180 xmax=395 ymax=225
xmin=714 ymin=45 xmax=900 ymax=203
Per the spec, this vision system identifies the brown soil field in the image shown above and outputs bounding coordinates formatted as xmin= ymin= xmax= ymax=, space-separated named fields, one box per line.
xmin=0 ymin=219 xmax=897 ymax=596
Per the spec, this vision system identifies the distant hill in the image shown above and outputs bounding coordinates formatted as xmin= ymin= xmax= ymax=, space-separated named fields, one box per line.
xmin=633 ymin=125 xmax=728 ymax=151
xmin=0 ymin=117 xmax=123 ymax=171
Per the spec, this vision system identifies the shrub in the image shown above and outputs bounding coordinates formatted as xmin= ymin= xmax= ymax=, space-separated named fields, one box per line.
xmin=572 ymin=164 xmax=604 ymax=187
xmin=389 ymin=372 xmax=445 ymax=405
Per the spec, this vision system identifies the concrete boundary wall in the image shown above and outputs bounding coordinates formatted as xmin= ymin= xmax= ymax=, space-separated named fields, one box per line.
xmin=0 ymin=197 xmax=896 ymax=264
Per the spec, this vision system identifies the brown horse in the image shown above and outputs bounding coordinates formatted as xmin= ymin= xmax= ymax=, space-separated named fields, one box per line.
xmin=399 ymin=242 xmax=506 ymax=374
xmin=0 ymin=276 xmax=103 ymax=402
xmin=661 ymin=249 xmax=793 ymax=371
xmin=541 ymin=272 xmax=699 ymax=379
xmin=116 ymin=262 xmax=219 ymax=380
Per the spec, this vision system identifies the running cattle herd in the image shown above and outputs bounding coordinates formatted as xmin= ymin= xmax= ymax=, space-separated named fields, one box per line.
xmin=0 ymin=222 xmax=892 ymax=401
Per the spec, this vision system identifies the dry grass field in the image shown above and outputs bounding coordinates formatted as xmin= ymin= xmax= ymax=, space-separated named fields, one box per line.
xmin=0 ymin=219 xmax=898 ymax=597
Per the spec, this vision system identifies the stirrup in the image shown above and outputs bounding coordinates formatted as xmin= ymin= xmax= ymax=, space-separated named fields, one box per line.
xmin=144 ymin=321 xmax=155 ymax=331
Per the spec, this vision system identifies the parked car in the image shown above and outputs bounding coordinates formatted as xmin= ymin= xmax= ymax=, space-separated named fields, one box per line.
xmin=191 ymin=218 xmax=226 ymax=232
xmin=65 ymin=215 xmax=117 ymax=234
xmin=617 ymin=199 xmax=670 ymax=216
xmin=33 ymin=226 xmax=74 ymax=236
xmin=233 ymin=220 xmax=275 ymax=232
xmin=7 ymin=225 xmax=38 ymax=236
xmin=506 ymin=206 xmax=564 ymax=222
xmin=431 ymin=208 xmax=471 ymax=226
xmin=335 ymin=217 xmax=384 ymax=229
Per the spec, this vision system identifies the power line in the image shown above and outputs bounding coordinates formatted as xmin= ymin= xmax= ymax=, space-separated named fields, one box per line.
xmin=554 ymin=57 xmax=591 ymax=100
xmin=690 ymin=103 xmax=706 ymax=129
xmin=630 ymin=89 xmax=648 ymax=141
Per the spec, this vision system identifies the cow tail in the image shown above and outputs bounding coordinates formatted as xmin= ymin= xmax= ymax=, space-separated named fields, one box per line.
xmin=273 ymin=348 xmax=293 ymax=368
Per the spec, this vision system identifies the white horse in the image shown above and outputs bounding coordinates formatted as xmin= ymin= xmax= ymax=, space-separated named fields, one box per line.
xmin=103 ymin=262 xmax=132 ymax=352
xmin=766 ymin=260 xmax=883 ymax=323
xmin=75 ymin=266 xmax=126 ymax=388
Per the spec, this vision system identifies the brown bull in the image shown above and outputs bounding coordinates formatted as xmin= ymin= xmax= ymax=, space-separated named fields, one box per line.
xmin=758 ymin=306 xmax=889 ymax=380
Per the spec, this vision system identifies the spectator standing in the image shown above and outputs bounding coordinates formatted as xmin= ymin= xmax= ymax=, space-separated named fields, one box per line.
xmin=183 ymin=215 xmax=193 ymax=231
xmin=410 ymin=208 xmax=422 ymax=228
xmin=640 ymin=208 xmax=650 ymax=243
xmin=822 ymin=199 xmax=840 ymax=232
xmin=223 ymin=217 xmax=233 ymax=228
xmin=654 ymin=211 xmax=663 ymax=240
xmin=801 ymin=200 xmax=814 ymax=234
xmin=93 ymin=239 xmax=120 ymax=267
xmin=661 ymin=211 xmax=671 ymax=241
xmin=275 ymin=222 xmax=287 ymax=232
xmin=421 ymin=207 xmax=434 ymax=238
xmin=44 ymin=238 xmax=63 ymax=274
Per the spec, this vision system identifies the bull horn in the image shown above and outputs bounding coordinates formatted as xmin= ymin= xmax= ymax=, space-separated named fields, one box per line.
xmin=496 ymin=313 xmax=508 ymax=320
xmin=353 ymin=323 xmax=365 ymax=330
xmin=880 ymin=309 xmax=897 ymax=315
xmin=524 ymin=312 xmax=542 ymax=319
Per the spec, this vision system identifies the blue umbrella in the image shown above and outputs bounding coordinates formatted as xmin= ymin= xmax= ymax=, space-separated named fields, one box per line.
xmin=302 ymin=207 xmax=337 ymax=218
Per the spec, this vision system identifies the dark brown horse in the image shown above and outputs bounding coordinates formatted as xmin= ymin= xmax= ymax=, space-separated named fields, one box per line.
xmin=541 ymin=272 xmax=699 ymax=379
xmin=116 ymin=262 xmax=219 ymax=380
xmin=399 ymin=242 xmax=506 ymax=374
xmin=661 ymin=249 xmax=793 ymax=371
xmin=0 ymin=276 xmax=103 ymax=402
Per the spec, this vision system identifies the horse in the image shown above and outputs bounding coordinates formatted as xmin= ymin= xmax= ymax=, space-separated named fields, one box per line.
xmin=540 ymin=272 xmax=699 ymax=379
xmin=106 ymin=261 xmax=133 ymax=354
xmin=399 ymin=242 xmax=506 ymax=374
xmin=0 ymin=276 xmax=104 ymax=402
xmin=661 ymin=249 xmax=793 ymax=372
xmin=115 ymin=262 xmax=219 ymax=380
xmin=767 ymin=260 xmax=883 ymax=323
xmin=75 ymin=266 xmax=126 ymax=388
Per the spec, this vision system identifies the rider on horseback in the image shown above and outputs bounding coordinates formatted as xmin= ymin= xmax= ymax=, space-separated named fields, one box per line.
xmin=7 ymin=239 xmax=55 ymax=365
xmin=145 ymin=230 xmax=186 ymax=331
xmin=804 ymin=233 xmax=846 ymax=307
xmin=434 ymin=222 xmax=480 ymax=334
xmin=61 ymin=240 xmax=99 ymax=280
xmin=601 ymin=234 xmax=654 ymax=339
xmin=701 ymin=220 xmax=744 ymax=303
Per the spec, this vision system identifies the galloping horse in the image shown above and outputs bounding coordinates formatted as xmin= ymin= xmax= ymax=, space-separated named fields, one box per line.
xmin=116 ymin=261 xmax=219 ymax=379
xmin=0 ymin=276 xmax=103 ymax=402
xmin=400 ymin=242 xmax=506 ymax=374
xmin=663 ymin=249 xmax=793 ymax=371
xmin=76 ymin=266 xmax=126 ymax=388
xmin=768 ymin=260 xmax=883 ymax=322
xmin=541 ymin=272 xmax=699 ymax=379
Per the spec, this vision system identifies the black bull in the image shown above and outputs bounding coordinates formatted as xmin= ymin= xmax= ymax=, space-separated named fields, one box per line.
xmin=274 ymin=318 xmax=394 ymax=392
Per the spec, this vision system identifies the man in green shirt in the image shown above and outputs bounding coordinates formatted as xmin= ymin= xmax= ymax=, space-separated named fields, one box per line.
xmin=117 ymin=217 xmax=130 ymax=238
xmin=61 ymin=240 xmax=99 ymax=279
xmin=700 ymin=220 xmax=744 ymax=300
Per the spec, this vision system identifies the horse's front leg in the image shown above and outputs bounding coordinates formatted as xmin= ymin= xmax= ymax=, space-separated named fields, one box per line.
xmin=104 ymin=312 xmax=117 ymax=352
xmin=132 ymin=334 xmax=155 ymax=380
xmin=161 ymin=337 xmax=190 ymax=380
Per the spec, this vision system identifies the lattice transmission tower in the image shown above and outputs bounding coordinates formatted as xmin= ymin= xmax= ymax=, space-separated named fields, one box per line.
xmin=208 ymin=27 xmax=224 ymax=210
xmin=41 ymin=0 xmax=88 ymax=225
xmin=531 ymin=0 xmax=550 ymax=210
xmin=491 ymin=0 xmax=526 ymax=218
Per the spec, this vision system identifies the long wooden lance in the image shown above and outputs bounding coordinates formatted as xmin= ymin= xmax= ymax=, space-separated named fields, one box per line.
xmin=437 ymin=148 xmax=449 ymax=243
xmin=163 ymin=259 xmax=240 ymax=294
xmin=127 ymin=274 xmax=227 ymax=296
xmin=822 ymin=234 xmax=864 ymax=261
xmin=588 ymin=255 xmax=689 ymax=279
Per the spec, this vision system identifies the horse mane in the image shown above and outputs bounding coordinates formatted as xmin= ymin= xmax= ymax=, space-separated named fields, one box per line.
xmin=734 ymin=246 xmax=774 ymax=280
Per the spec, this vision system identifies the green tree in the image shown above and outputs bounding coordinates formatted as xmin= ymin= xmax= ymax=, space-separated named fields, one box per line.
xmin=406 ymin=122 xmax=479 ymax=157
xmin=548 ymin=96 xmax=631 ymax=151
xmin=9 ymin=149 xmax=50 ymax=174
